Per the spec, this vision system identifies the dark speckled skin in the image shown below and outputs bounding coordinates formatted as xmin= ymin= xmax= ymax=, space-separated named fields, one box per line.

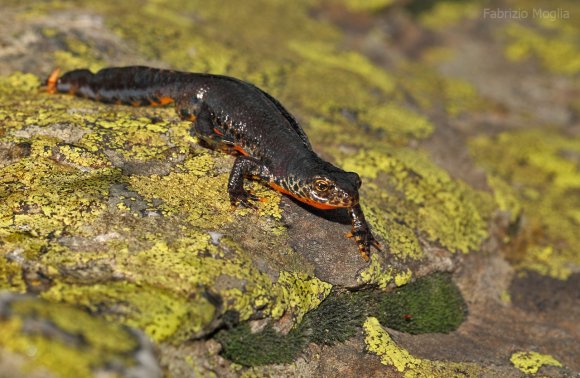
xmin=49 ymin=66 xmax=380 ymax=259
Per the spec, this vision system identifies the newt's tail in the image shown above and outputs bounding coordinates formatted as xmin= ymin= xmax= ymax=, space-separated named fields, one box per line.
xmin=45 ymin=67 xmax=60 ymax=94
xmin=44 ymin=66 xmax=189 ymax=107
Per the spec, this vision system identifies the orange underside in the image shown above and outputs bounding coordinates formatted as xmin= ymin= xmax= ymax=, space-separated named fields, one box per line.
xmin=234 ymin=146 xmax=249 ymax=156
xmin=269 ymin=183 xmax=342 ymax=210
xmin=231 ymin=147 xmax=342 ymax=210
xmin=158 ymin=96 xmax=174 ymax=105
xmin=127 ymin=96 xmax=176 ymax=107
xmin=148 ymin=96 xmax=174 ymax=107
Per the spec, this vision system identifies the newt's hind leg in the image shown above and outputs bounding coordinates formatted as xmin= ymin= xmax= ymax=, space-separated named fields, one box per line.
xmin=180 ymin=99 xmax=236 ymax=152
xmin=228 ymin=156 xmax=270 ymax=209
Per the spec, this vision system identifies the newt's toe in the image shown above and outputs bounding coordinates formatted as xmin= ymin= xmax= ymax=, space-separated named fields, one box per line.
xmin=349 ymin=228 xmax=381 ymax=260
xmin=358 ymin=248 xmax=370 ymax=261
xmin=230 ymin=190 xmax=260 ymax=210
xmin=246 ymin=191 xmax=260 ymax=202
xmin=239 ymin=199 xmax=258 ymax=210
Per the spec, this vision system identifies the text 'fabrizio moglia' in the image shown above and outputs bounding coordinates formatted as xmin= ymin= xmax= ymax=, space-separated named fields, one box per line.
xmin=482 ymin=8 xmax=570 ymax=20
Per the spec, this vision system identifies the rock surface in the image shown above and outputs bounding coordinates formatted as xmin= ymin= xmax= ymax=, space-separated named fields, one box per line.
xmin=0 ymin=0 xmax=578 ymax=377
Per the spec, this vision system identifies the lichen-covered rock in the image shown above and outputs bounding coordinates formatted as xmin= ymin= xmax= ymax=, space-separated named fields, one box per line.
xmin=470 ymin=130 xmax=580 ymax=280
xmin=0 ymin=292 xmax=161 ymax=378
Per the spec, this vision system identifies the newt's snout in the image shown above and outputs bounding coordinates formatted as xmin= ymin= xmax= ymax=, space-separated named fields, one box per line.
xmin=329 ymin=188 xmax=359 ymax=208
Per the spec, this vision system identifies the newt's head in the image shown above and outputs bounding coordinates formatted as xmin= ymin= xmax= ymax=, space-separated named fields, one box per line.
xmin=273 ymin=160 xmax=362 ymax=210
xmin=305 ymin=171 xmax=361 ymax=209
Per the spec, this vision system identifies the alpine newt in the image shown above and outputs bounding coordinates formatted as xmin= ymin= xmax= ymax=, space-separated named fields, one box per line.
xmin=45 ymin=66 xmax=381 ymax=260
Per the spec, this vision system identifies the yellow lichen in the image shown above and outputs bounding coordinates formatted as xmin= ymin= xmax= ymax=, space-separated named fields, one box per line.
xmin=510 ymin=351 xmax=562 ymax=375
xmin=43 ymin=281 xmax=217 ymax=342
xmin=38 ymin=233 xmax=328 ymax=341
xmin=342 ymin=148 xmax=491 ymax=256
xmin=332 ymin=0 xmax=394 ymax=12
xmin=128 ymin=153 xmax=234 ymax=229
xmin=500 ymin=290 xmax=511 ymax=304
xmin=470 ymin=130 xmax=580 ymax=279
xmin=0 ymin=146 xmax=119 ymax=239
xmin=520 ymin=246 xmax=573 ymax=281
xmin=357 ymin=103 xmax=433 ymax=142
xmin=419 ymin=1 xmax=482 ymax=30
xmin=53 ymin=50 xmax=105 ymax=74
xmin=363 ymin=316 xmax=484 ymax=376
xmin=487 ymin=175 xmax=522 ymax=223
xmin=395 ymin=63 xmax=486 ymax=118
xmin=504 ymin=23 xmax=580 ymax=75
xmin=364 ymin=316 xmax=421 ymax=372
xmin=289 ymin=41 xmax=395 ymax=96
xmin=361 ymin=203 xmax=423 ymax=260
xmin=270 ymin=271 xmax=332 ymax=322
xmin=0 ymin=72 xmax=40 ymax=93
xmin=0 ymin=258 xmax=26 ymax=292
xmin=0 ymin=296 xmax=139 ymax=378
xmin=394 ymin=269 xmax=412 ymax=287
xmin=50 ymin=143 xmax=112 ymax=170
xmin=419 ymin=1 xmax=481 ymax=30
xmin=357 ymin=255 xmax=393 ymax=289
xmin=443 ymin=77 xmax=482 ymax=118
xmin=78 ymin=110 xmax=181 ymax=160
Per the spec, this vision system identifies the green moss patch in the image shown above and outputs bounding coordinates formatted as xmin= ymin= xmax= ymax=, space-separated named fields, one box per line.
xmin=215 ymin=292 xmax=365 ymax=367
xmin=216 ymin=323 xmax=308 ymax=367
xmin=216 ymin=273 xmax=467 ymax=366
xmin=369 ymin=273 xmax=467 ymax=334
xmin=305 ymin=291 xmax=366 ymax=346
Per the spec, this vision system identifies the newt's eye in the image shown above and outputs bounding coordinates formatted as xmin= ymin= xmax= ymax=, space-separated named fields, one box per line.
xmin=314 ymin=179 xmax=330 ymax=192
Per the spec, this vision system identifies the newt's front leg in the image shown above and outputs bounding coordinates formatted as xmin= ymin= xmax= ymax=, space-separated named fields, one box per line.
xmin=348 ymin=204 xmax=381 ymax=261
xmin=227 ymin=156 xmax=270 ymax=209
